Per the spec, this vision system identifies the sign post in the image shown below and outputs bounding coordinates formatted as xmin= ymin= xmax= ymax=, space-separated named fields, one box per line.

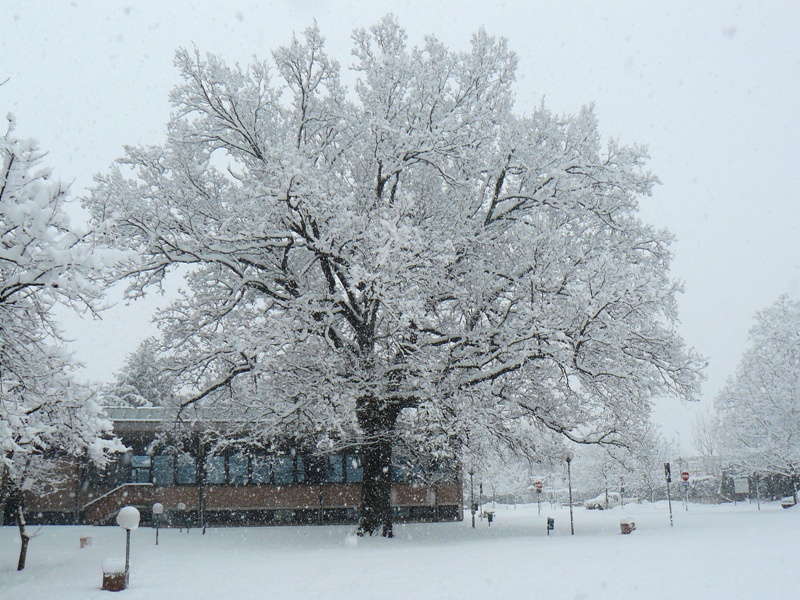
xmin=664 ymin=463 xmax=673 ymax=527
xmin=534 ymin=480 xmax=543 ymax=515
xmin=681 ymin=471 xmax=690 ymax=511
xmin=733 ymin=477 xmax=750 ymax=506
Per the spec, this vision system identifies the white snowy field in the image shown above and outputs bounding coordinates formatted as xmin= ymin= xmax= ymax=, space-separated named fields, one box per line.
xmin=1 ymin=500 xmax=797 ymax=599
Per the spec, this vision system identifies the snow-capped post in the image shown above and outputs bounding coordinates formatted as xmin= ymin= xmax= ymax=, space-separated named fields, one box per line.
xmin=116 ymin=506 xmax=140 ymax=589
xmin=152 ymin=503 xmax=164 ymax=545
xmin=534 ymin=480 xmax=543 ymax=515
xmin=664 ymin=463 xmax=673 ymax=527
xmin=563 ymin=450 xmax=575 ymax=535
xmin=620 ymin=517 xmax=636 ymax=535
xmin=681 ymin=471 xmax=690 ymax=511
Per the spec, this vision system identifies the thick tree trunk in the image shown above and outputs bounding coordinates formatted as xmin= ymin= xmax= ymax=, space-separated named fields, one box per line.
xmin=356 ymin=400 xmax=399 ymax=538
xmin=357 ymin=433 xmax=394 ymax=537
xmin=15 ymin=497 xmax=30 ymax=571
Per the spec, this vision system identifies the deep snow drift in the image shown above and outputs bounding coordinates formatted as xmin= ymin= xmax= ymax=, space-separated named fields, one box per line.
xmin=1 ymin=500 xmax=796 ymax=599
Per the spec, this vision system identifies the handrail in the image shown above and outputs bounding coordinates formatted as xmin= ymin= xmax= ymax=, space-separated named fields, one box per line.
xmin=82 ymin=483 xmax=153 ymax=510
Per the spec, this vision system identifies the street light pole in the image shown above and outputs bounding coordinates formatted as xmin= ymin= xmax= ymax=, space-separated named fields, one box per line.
xmin=153 ymin=503 xmax=164 ymax=545
xmin=116 ymin=506 xmax=140 ymax=590
xmin=469 ymin=467 xmax=475 ymax=529
xmin=124 ymin=528 xmax=131 ymax=587
xmin=563 ymin=449 xmax=575 ymax=536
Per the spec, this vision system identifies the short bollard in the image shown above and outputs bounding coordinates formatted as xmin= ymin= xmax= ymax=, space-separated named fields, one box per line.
xmin=101 ymin=558 xmax=126 ymax=592
xmin=620 ymin=518 xmax=636 ymax=534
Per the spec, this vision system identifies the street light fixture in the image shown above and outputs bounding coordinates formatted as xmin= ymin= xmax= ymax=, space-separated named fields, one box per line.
xmin=117 ymin=506 xmax=140 ymax=589
xmin=563 ymin=449 xmax=575 ymax=536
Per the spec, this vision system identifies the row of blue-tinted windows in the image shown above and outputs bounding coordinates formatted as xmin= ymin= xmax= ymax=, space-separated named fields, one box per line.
xmin=147 ymin=453 xmax=363 ymax=486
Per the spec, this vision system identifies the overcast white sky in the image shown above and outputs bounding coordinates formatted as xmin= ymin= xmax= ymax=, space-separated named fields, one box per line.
xmin=3 ymin=1 xmax=799 ymax=453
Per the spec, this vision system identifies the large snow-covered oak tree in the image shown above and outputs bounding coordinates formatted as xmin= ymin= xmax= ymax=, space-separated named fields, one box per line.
xmin=715 ymin=295 xmax=800 ymax=500
xmin=86 ymin=18 xmax=703 ymax=536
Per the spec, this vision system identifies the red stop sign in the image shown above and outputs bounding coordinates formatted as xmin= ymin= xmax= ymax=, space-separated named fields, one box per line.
xmin=681 ymin=471 xmax=689 ymax=482
xmin=534 ymin=481 xmax=543 ymax=492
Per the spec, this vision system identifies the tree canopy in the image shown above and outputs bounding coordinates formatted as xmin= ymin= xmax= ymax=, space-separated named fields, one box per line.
xmin=86 ymin=17 xmax=704 ymax=535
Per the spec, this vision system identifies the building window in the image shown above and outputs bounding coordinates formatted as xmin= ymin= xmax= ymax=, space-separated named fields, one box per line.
xmin=228 ymin=454 xmax=249 ymax=485
xmin=390 ymin=464 xmax=406 ymax=483
xmin=152 ymin=455 xmax=175 ymax=486
xmin=176 ymin=455 xmax=197 ymax=485
xmin=323 ymin=454 xmax=344 ymax=483
xmin=273 ymin=455 xmax=294 ymax=485
xmin=206 ymin=455 xmax=226 ymax=485
xmin=130 ymin=455 xmax=151 ymax=483
xmin=252 ymin=456 xmax=271 ymax=484
xmin=345 ymin=454 xmax=363 ymax=483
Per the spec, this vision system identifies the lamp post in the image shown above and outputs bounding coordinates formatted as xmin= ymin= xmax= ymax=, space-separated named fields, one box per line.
xmin=469 ymin=467 xmax=476 ymax=529
xmin=176 ymin=502 xmax=187 ymax=532
xmin=152 ymin=503 xmax=164 ymax=545
xmin=117 ymin=506 xmax=140 ymax=589
xmin=563 ymin=449 xmax=575 ymax=536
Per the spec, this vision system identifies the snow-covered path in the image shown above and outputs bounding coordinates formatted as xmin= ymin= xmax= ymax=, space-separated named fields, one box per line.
xmin=1 ymin=501 xmax=796 ymax=599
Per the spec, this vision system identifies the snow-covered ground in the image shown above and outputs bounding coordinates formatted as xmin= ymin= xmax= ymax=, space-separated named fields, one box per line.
xmin=1 ymin=500 xmax=796 ymax=599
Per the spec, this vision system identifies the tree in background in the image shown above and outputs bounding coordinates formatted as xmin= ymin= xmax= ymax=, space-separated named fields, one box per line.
xmin=691 ymin=406 xmax=722 ymax=477
xmin=715 ymin=295 xmax=800 ymax=501
xmin=622 ymin=427 xmax=674 ymax=503
xmin=0 ymin=115 xmax=124 ymax=568
xmin=86 ymin=18 xmax=703 ymax=536
xmin=102 ymin=337 xmax=174 ymax=407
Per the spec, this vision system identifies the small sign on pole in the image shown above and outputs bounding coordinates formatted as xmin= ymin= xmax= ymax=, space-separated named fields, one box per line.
xmin=734 ymin=477 xmax=750 ymax=495
xmin=681 ymin=471 xmax=689 ymax=482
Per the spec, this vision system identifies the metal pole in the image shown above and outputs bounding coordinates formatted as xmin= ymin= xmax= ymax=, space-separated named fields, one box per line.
xmin=470 ymin=469 xmax=475 ymax=529
xmin=537 ymin=490 xmax=541 ymax=515
xmin=124 ymin=528 xmax=131 ymax=588
xmin=567 ymin=460 xmax=574 ymax=536
xmin=666 ymin=481 xmax=673 ymax=527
